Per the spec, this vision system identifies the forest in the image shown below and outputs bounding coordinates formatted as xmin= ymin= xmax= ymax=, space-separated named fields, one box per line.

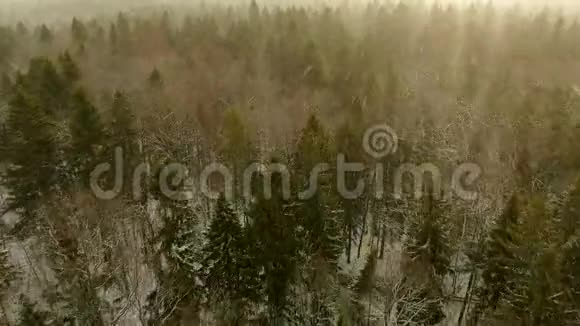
xmin=1 ymin=0 xmax=580 ymax=325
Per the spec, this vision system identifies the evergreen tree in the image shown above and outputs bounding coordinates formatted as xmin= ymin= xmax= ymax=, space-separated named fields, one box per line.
xmin=106 ymin=90 xmax=138 ymax=195
xmin=116 ymin=12 xmax=131 ymax=44
xmin=294 ymin=115 xmax=341 ymax=262
xmin=402 ymin=192 xmax=449 ymax=325
xmin=247 ymin=163 xmax=300 ymax=322
xmin=0 ymin=72 xmax=11 ymax=97
xmin=4 ymin=85 xmax=59 ymax=215
xmin=58 ymin=51 xmax=80 ymax=84
xmin=335 ymin=121 xmax=366 ymax=264
xmin=474 ymin=194 xmax=522 ymax=321
xmin=219 ymin=107 xmax=256 ymax=200
xmin=109 ymin=90 xmax=136 ymax=150
xmin=16 ymin=22 xmax=28 ymax=36
xmin=202 ymin=195 xmax=243 ymax=299
xmin=38 ymin=24 xmax=53 ymax=44
xmin=19 ymin=58 xmax=68 ymax=117
xmin=148 ymin=67 xmax=163 ymax=89
xmin=405 ymin=192 xmax=451 ymax=280
xmin=201 ymin=195 xmax=258 ymax=322
xmin=560 ymin=180 xmax=580 ymax=321
xmin=293 ymin=114 xmax=330 ymax=183
xmin=0 ymin=27 xmax=15 ymax=66
xmin=512 ymin=247 xmax=566 ymax=326
xmin=68 ymin=89 xmax=105 ymax=184
xmin=71 ymin=17 xmax=88 ymax=45
xmin=109 ymin=23 xmax=118 ymax=53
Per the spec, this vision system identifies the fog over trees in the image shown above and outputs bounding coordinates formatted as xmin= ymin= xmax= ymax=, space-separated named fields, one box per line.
xmin=1 ymin=0 xmax=580 ymax=325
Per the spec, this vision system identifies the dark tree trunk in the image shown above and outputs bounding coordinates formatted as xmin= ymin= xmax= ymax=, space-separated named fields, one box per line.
xmin=458 ymin=271 xmax=476 ymax=326
xmin=347 ymin=225 xmax=352 ymax=264
xmin=357 ymin=215 xmax=366 ymax=259
xmin=379 ymin=224 xmax=386 ymax=259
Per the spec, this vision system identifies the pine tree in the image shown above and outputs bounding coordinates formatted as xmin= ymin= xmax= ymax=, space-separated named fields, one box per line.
xmin=4 ymin=86 xmax=59 ymax=215
xmin=401 ymin=192 xmax=449 ymax=325
xmin=16 ymin=22 xmax=28 ymax=36
xmin=68 ymin=89 xmax=105 ymax=185
xmin=116 ymin=12 xmax=131 ymax=44
xmin=20 ymin=58 xmax=68 ymax=117
xmin=293 ymin=115 xmax=341 ymax=262
xmin=475 ymin=194 xmax=522 ymax=319
xmin=71 ymin=17 xmax=88 ymax=45
xmin=249 ymin=0 xmax=260 ymax=22
xmin=499 ymin=195 xmax=566 ymax=325
xmin=405 ymin=192 xmax=451 ymax=280
xmin=58 ymin=51 xmax=80 ymax=85
xmin=560 ymin=180 xmax=580 ymax=321
xmin=335 ymin=121 xmax=366 ymax=264
xmin=106 ymin=90 xmax=138 ymax=195
xmin=0 ymin=72 xmax=11 ymax=97
xmin=201 ymin=195 xmax=258 ymax=321
xmin=293 ymin=114 xmax=330 ymax=183
xmin=148 ymin=67 xmax=163 ymax=89
xmin=512 ymin=247 xmax=566 ymax=326
xmin=0 ymin=27 xmax=15 ymax=66
xmin=109 ymin=90 xmax=136 ymax=150
xmin=109 ymin=23 xmax=118 ymax=53
xmin=38 ymin=24 xmax=53 ymax=44
xmin=219 ymin=108 xmax=256 ymax=200
xmin=247 ymin=162 xmax=300 ymax=322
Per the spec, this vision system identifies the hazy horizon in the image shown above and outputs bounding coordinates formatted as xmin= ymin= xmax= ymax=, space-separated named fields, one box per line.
xmin=1 ymin=0 xmax=579 ymax=24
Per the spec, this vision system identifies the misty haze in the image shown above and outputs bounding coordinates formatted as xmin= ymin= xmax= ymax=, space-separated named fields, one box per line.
xmin=1 ymin=0 xmax=580 ymax=325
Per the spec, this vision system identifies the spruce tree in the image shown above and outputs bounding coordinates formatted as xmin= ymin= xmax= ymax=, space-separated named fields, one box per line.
xmin=16 ymin=22 xmax=28 ymax=36
xmin=405 ymin=192 xmax=451 ymax=279
xmin=107 ymin=90 xmax=138 ymax=195
xmin=109 ymin=90 xmax=136 ymax=150
xmin=247 ymin=163 xmax=300 ymax=322
xmin=0 ymin=27 xmax=15 ymax=66
xmin=202 ymin=195 xmax=257 ymax=321
xmin=512 ymin=247 xmax=566 ymax=326
xmin=335 ymin=121 xmax=366 ymax=264
xmin=219 ymin=108 xmax=256 ymax=200
xmin=109 ymin=23 xmax=118 ymax=53
xmin=68 ymin=89 xmax=105 ymax=185
xmin=477 ymin=194 xmax=522 ymax=315
xmin=402 ymin=192 xmax=449 ymax=325
xmin=71 ymin=17 xmax=88 ymax=45
xmin=116 ymin=12 xmax=131 ymax=45
xmin=148 ymin=67 xmax=163 ymax=89
xmin=21 ymin=58 xmax=68 ymax=117
xmin=58 ymin=51 xmax=80 ymax=85
xmin=560 ymin=180 xmax=580 ymax=321
xmin=38 ymin=24 xmax=53 ymax=44
xmin=0 ymin=73 xmax=11 ymax=96
xmin=293 ymin=114 xmax=340 ymax=263
xmin=4 ymin=86 xmax=59 ymax=214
